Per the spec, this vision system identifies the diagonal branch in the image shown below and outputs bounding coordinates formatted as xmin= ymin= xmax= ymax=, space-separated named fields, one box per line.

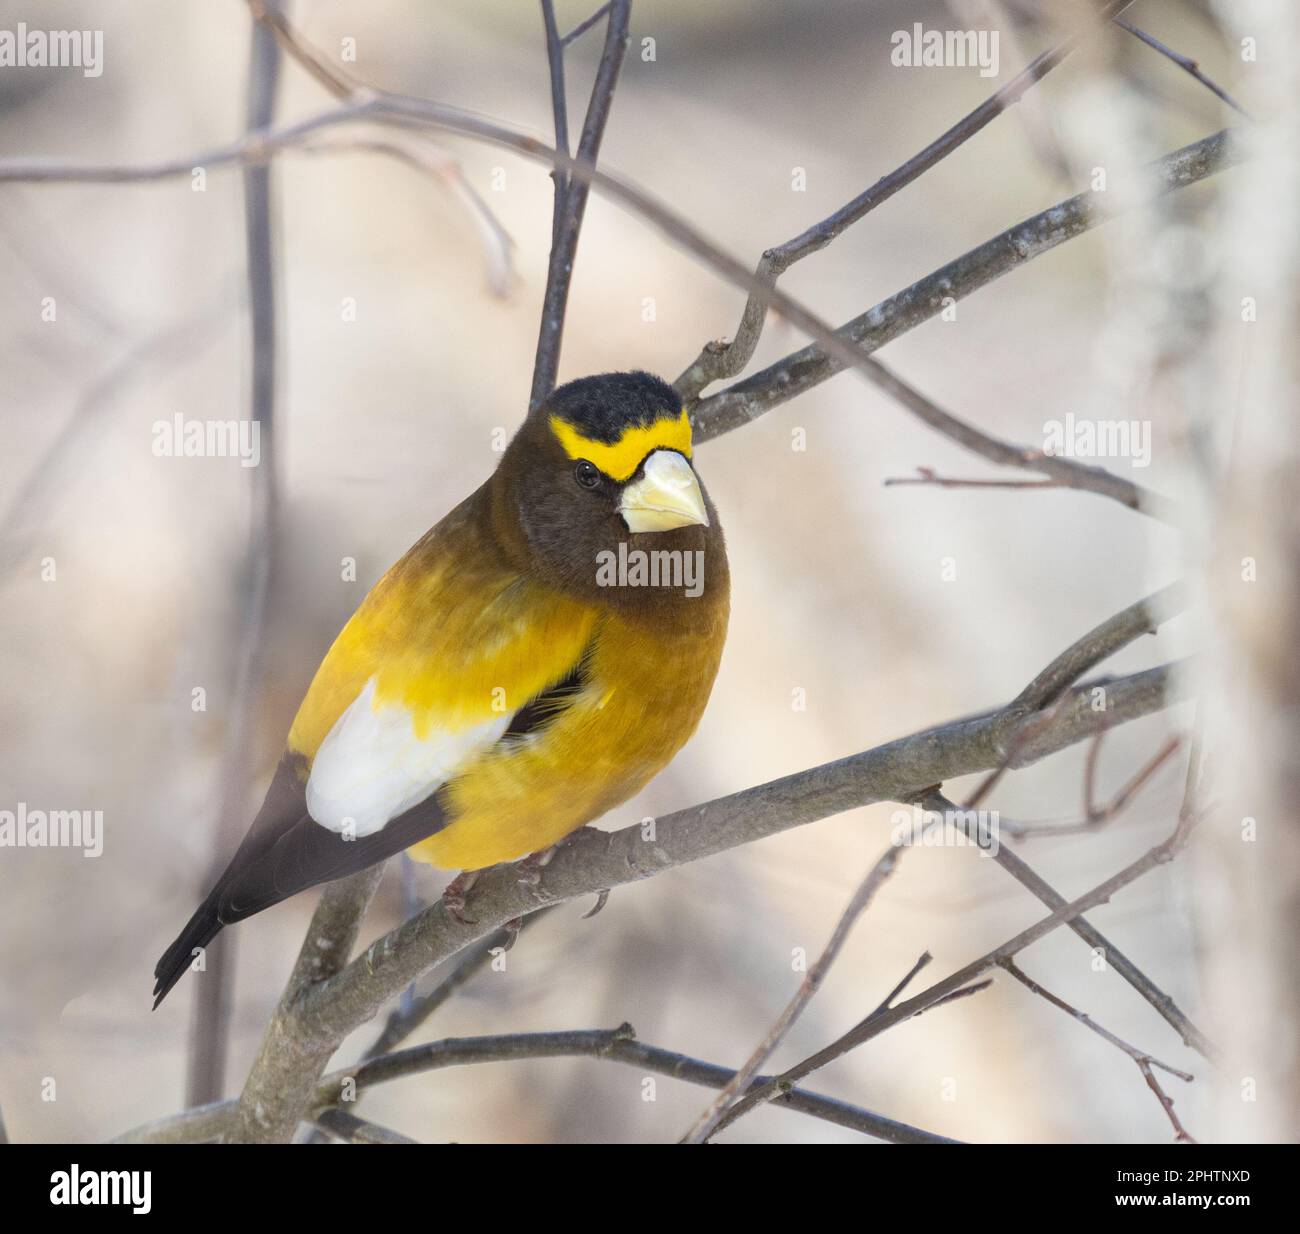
xmin=311 ymin=1107 xmax=419 ymax=1144
xmin=688 ymin=131 xmax=1237 ymax=477
xmin=207 ymin=658 xmax=1182 ymax=1141
xmin=1000 ymin=959 xmax=1197 ymax=1142
xmin=227 ymin=867 xmax=385 ymax=1142
xmin=1116 ymin=18 xmax=1250 ymax=117
xmin=366 ymin=909 xmax=554 ymax=1057
xmin=922 ymin=786 xmax=1215 ymax=1061
xmin=680 ymin=844 xmax=903 ymax=1144
xmin=121 ymin=1025 xmax=961 ymax=1145
xmin=0 ymin=93 xmax=1237 ymax=518
xmin=530 ymin=1 xmax=632 ymax=408
xmin=674 ymin=0 xmax=1138 ymax=400
xmin=137 ymin=571 xmax=1193 ymax=1143
xmin=563 ymin=3 xmax=613 ymax=46
xmin=707 ymin=771 xmax=1203 ymax=1138
xmin=1012 ymin=582 xmax=1186 ymax=714
xmin=244 ymin=0 xmax=515 ymax=293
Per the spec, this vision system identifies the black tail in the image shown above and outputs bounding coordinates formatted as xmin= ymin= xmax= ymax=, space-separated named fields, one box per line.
xmin=150 ymin=759 xmax=455 ymax=1009
xmin=152 ymin=891 xmax=224 ymax=1009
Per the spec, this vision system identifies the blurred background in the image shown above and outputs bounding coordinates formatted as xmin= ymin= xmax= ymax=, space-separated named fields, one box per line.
xmin=0 ymin=0 xmax=1274 ymax=1143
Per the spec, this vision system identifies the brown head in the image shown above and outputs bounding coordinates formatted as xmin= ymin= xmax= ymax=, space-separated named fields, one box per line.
xmin=490 ymin=371 xmax=726 ymax=614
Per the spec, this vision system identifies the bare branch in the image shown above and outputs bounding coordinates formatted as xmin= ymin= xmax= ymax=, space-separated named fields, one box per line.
xmin=316 ymin=1023 xmax=959 ymax=1143
xmin=298 ymin=134 xmax=514 ymax=297
xmin=366 ymin=909 xmax=554 ymax=1058
xmin=884 ymin=467 xmax=1059 ymax=493
xmin=923 ymin=785 xmax=1215 ymax=1061
xmin=530 ymin=0 xmax=632 ymax=408
xmin=0 ymin=94 xmax=1236 ymax=520
xmin=227 ymin=867 xmax=385 ymax=1143
xmin=1012 ymin=582 xmax=1186 ymax=713
xmin=311 ymin=1107 xmax=418 ymax=1145
xmin=709 ymin=776 xmax=1203 ymax=1137
xmin=1000 ymin=959 xmax=1196 ymax=1142
xmin=689 ymin=132 xmax=1237 ymax=494
xmin=563 ymin=4 xmax=613 ymax=47
xmin=244 ymin=0 xmax=515 ymax=292
xmin=245 ymin=0 xmax=358 ymax=98
xmin=869 ymin=951 xmax=934 ymax=1019
xmin=186 ymin=3 xmax=283 ymax=1108
xmin=999 ymin=732 xmax=1181 ymax=838
xmin=674 ymin=0 xmax=1138 ymax=399
xmin=195 ymin=657 xmax=1181 ymax=1141
xmin=1116 ymin=18 xmax=1250 ymax=117
xmin=680 ymin=845 xmax=902 ymax=1144
xmin=125 ymin=1026 xmax=960 ymax=1145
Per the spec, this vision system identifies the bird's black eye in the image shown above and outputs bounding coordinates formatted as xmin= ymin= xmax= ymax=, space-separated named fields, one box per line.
xmin=573 ymin=459 xmax=601 ymax=489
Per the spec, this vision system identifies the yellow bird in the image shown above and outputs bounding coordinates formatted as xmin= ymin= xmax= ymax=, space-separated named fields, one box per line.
xmin=154 ymin=372 xmax=729 ymax=1007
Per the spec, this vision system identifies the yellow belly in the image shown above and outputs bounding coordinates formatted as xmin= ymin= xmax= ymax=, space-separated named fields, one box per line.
xmin=409 ymin=601 xmax=727 ymax=871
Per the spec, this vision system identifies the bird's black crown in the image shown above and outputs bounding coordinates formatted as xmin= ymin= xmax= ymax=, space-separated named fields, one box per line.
xmin=543 ymin=371 xmax=682 ymax=444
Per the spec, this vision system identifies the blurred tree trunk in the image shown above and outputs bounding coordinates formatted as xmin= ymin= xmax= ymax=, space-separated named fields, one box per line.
xmin=1199 ymin=1 xmax=1300 ymax=1143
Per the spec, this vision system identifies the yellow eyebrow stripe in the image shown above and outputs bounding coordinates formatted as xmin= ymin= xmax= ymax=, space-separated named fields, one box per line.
xmin=549 ymin=410 xmax=692 ymax=482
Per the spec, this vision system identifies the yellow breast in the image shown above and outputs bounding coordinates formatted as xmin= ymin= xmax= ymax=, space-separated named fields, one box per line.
xmin=410 ymin=596 xmax=728 ymax=871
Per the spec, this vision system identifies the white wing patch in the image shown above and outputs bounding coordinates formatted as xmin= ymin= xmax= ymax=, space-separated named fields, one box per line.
xmin=306 ymin=677 xmax=512 ymax=836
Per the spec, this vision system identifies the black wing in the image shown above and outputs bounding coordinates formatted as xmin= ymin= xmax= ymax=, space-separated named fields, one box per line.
xmin=152 ymin=650 xmax=596 ymax=1009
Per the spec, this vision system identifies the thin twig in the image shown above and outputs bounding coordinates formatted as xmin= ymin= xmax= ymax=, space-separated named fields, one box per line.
xmin=244 ymin=0 xmax=515 ymax=292
xmin=1116 ymin=18 xmax=1250 ymax=117
xmin=688 ymin=131 xmax=1237 ymax=496
xmin=540 ymin=1 xmax=571 ymax=224
xmin=999 ymin=732 xmax=1181 ymax=838
xmin=1012 ymin=582 xmax=1186 ymax=714
xmin=869 ymin=952 xmax=933 ymax=1019
xmin=124 ymin=1025 xmax=961 ymax=1145
xmin=708 ymin=775 xmax=1204 ymax=1138
xmin=366 ymin=909 xmax=554 ymax=1058
xmin=311 ymin=1107 xmax=419 ymax=1145
xmin=1000 ymin=959 xmax=1196 ymax=1142
xmin=924 ymin=784 xmax=1215 ymax=1061
xmin=680 ymin=845 xmax=902 ymax=1144
xmin=530 ymin=0 xmax=631 ymax=408
xmin=186 ymin=2 xmax=282 ymax=1109
xmin=674 ymin=0 xmax=1139 ymax=399
xmin=312 ymin=1026 xmax=965 ymax=1146
xmin=885 ymin=467 xmax=1060 ymax=492
xmin=0 ymin=101 xmax=1237 ymax=518
xmin=296 ymin=134 xmax=513 ymax=296
xmin=563 ymin=3 xmax=613 ymax=46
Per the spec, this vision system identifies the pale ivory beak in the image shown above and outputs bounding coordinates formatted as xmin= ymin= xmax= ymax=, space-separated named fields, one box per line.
xmin=618 ymin=449 xmax=709 ymax=532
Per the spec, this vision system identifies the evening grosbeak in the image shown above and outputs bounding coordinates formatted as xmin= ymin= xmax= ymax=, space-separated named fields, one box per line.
xmin=154 ymin=371 xmax=729 ymax=1007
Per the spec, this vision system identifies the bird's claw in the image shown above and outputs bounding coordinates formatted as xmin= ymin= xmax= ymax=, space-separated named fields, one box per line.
xmin=582 ymin=888 xmax=611 ymax=919
xmin=515 ymin=844 xmax=558 ymax=888
xmin=441 ymin=869 xmax=480 ymax=925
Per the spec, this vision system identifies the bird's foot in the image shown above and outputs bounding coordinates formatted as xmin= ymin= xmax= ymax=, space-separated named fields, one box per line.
xmin=441 ymin=869 xmax=480 ymax=925
xmin=515 ymin=844 xmax=559 ymax=888
xmin=499 ymin=916 xmax=524 ymax=950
